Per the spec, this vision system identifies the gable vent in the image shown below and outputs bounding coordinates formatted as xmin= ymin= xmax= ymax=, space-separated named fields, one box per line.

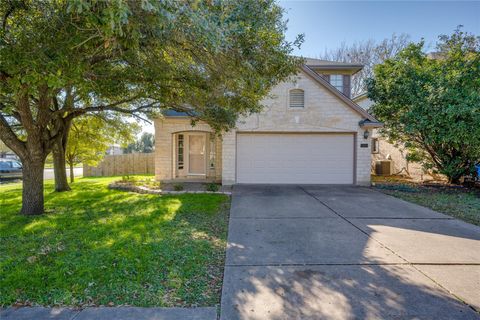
xmin=289 ymin=89 xmax=305 ymax=108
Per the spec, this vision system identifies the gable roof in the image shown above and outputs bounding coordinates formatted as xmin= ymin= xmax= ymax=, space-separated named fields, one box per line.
xmin=300 ymin=65 xmax=379 ymax=123
xmin=162 ymin=63 xmax=381 ymax=126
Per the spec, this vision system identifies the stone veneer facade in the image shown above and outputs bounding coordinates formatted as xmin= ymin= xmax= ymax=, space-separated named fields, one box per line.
xmin=154 ymin=117 xmax=222 ymax=182
xmin=155 ymin=69 xmax=373 ymax=185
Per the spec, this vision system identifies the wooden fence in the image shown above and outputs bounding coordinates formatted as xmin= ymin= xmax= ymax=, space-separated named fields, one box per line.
xmin=83 ymin=153 xmax=155 ymax=177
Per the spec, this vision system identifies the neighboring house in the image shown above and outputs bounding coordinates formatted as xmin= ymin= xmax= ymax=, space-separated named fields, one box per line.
xmin=353 ymin=94 xmax=431 ymax=181
xmin=106 ymin=144 xmax=124 ymax=156
xmin=0 ymin=151 xmax=18 ymax=160
xmin=154 ymin=58 xmax=382 ymax=185
xmin=0 ymin=141 xmax=18 ymax=160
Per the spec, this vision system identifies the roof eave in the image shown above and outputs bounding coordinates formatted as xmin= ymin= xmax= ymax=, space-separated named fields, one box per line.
xmin=352 ymin=92 xmax=368 ymax=102
xmin=308 ymin=65 xmax=363 ymax=75
xmin=300 ymin=65 xmax=378 ymax=122
xmin=359 ymin=120 xmax=384 ymax=128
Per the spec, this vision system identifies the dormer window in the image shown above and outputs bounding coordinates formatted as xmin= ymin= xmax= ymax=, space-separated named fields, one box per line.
xmin=330 ymin=75 xmax=344 ymax=92
xmin=289 ymin=89 xmax=304 ymax=108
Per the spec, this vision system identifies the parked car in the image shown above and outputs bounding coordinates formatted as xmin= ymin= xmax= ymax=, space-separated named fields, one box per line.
xmin=0 ymin=159 xmax=23 ymax=180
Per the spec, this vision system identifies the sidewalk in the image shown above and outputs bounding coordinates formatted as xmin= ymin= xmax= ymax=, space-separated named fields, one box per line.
xmin=0 ymin=307 xmax=217 ymax=320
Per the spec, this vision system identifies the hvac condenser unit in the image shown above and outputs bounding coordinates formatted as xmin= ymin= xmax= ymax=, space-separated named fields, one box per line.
xmin=375 ymin=160 xmax=393 ymax=176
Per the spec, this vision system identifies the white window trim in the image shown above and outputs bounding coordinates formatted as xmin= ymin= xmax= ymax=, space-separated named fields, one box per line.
xmin=330 ymin=74 xmax=344 ymax=92
xmin=372 ymin=137 xmax=380 ymax=154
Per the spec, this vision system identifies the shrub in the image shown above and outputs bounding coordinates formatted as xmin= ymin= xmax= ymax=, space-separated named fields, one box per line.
xmin=121 ymin=175 xmax=137 ymax=183
xmin=206 ymin=183 xmax=219 ymax=192
xmin=173 ymin=183 xmax=184 ymax=191
xmin=142 ymin=178 xmax=160 ymax=189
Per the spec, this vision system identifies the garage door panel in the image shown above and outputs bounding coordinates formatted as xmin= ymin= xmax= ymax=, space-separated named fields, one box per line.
xmin=236 ymin=133 xmax=354 ymax=184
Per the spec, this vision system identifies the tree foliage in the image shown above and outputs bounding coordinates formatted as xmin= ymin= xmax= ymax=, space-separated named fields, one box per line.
xmin=368 ymin=27 xmax=480 ymax=183
xmin=124 ymin=132 xmax=155 ymax=154
xmin=0 ymin=0 xmax=302 ymax=214
xmin=66 ymin=115 xmax=139 ymax=182
xmin=0 ymin=139 xmax=10 ymax=155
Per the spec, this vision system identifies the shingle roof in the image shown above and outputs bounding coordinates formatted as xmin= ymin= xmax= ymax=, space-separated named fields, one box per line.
xmin=352 ymin=92 xmax=368 ymax=102
xmin=162 ymin=110 xmax=190 ymax=117
xmin=302 ymin=57 xmax=363 ymax=74
xmin=162 ymin=59 xmax=379 ymax=125
xmin=303 ymin=57 xmax=362 ymax=67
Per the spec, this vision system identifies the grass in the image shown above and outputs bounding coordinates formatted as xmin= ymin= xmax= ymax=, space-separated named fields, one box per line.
xmin=373 ymin=177 xmax=480 ymax=226
xmin=0 ymin=176 xmax=229 ymax=307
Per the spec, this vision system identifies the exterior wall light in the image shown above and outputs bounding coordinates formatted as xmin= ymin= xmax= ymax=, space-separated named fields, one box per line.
xmin=363 ymin=130 xmax=370 ymax=139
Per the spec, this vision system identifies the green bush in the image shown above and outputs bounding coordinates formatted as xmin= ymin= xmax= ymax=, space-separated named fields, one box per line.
xmin=173 ymin=183 xmax=184 ymax=191
xmin=206 ymin=183 xmax=219 ymax=192
xmin=121 ymin=175 xmax=137 ymax=183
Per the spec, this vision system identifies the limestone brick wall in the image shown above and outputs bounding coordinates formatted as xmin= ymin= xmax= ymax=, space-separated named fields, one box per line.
xmin=221 ymin=131 xmax=236 ymax=185
xmin=222 ymin=71 xmax=372 ymax=185
xmin=154 ymin=117 xmax=221 ymax=181
xmin=372 ymin=130 xmax=431 ymax=181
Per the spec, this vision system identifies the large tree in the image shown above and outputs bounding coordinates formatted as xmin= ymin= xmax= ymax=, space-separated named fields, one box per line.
xmin=52 ymin=118 xmax=72 ymax=192
xmin=367 ymin=28 xmax=480 ymax=183
xmin=66 ymin=115 xmax=138 ymax=183
xmin=0 ymin=0 xmax=302 ymax=215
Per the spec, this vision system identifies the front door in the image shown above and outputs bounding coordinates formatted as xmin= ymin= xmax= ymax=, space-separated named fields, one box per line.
xmin=188 ymin=134 xmax=206 ymax=175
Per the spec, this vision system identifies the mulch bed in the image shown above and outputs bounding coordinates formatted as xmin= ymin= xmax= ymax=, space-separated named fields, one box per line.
xmin=373 ymin=179 xmax=480 ymax=197
xmin=109 ymin=181 xmax=232 ymax=195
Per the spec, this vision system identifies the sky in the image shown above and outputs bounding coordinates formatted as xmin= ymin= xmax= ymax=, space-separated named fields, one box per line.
xmin=279 ymin=1 xmax=480 ymax=57
xmin=141 ymin=1 xmax=479 ymax=134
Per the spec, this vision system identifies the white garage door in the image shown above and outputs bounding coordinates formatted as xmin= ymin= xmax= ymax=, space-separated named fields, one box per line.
xmin=236 ymin=133 xmax=355 ymax=184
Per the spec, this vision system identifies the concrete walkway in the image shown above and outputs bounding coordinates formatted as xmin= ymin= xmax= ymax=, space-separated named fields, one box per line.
xmin=220 ymin=185 xmax=480 ymax=319
xmin=0 ymin=307 xmax=216 ymax=320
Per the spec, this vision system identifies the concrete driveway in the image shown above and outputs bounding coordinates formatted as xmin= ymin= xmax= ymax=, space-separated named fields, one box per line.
xmin=220 ymin=185 xmax=480 ymax=320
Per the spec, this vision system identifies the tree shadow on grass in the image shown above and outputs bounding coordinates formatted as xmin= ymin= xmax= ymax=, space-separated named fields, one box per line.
xmin=0 ymin=178 xmax=229 ymax=308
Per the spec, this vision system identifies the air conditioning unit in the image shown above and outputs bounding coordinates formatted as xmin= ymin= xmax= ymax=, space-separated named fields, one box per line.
xmin=375 ymin=160 xmax=393 ymax=176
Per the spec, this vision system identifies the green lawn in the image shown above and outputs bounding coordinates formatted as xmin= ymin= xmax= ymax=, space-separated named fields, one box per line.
xmin=0 ymin=177 xmax=229 ymax=307
xmin=374 ymin=181 xmax=480 ymax=226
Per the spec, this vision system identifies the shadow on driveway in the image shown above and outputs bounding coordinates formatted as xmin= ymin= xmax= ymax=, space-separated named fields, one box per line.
xmin=221 ymin=185 xmax=480 ymax=319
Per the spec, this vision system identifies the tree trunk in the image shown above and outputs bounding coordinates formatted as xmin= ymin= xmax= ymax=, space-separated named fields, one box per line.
xmin=53 ymin=141 xmax=71 ymax=192
xmin=69 ymin=162 xmax=75 ymax=183
xmin=20 ymin=159 xmax=45 ymax=215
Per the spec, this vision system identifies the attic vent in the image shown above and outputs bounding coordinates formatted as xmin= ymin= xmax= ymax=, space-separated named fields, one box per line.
xmin=289 ymin=89 xmax=304 ymax=108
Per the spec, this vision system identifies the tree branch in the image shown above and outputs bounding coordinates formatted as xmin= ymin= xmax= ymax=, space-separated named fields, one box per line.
xmin=15 ymin=86 xmax=36 ymax=133
xmin=0 ymin=113 xmax=26 ymax=158
xmin=63 ymin=99 xmax=157 ymax=121
xmin=36 ymin=84 xmax=53 ymax=128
